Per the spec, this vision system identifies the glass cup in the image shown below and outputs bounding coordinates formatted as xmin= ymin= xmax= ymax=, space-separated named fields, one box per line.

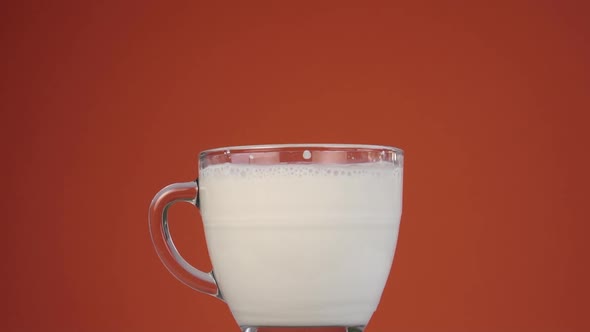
xmin=149 ymin=144 xmax=404 ymax=331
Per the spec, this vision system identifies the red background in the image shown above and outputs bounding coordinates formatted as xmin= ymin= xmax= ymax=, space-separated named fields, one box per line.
xmin=2 ymin=1 xmax=589 ymax=331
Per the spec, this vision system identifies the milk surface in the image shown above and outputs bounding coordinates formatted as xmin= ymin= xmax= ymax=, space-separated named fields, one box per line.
xmin=199 ymin=163 xmax=403 ymax=327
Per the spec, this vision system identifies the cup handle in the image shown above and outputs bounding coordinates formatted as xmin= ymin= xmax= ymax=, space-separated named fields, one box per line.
xmin=148 ymin=180 xmax=221 ymax=298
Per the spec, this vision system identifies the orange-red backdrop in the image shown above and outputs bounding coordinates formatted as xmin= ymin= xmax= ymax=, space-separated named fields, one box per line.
xmin=2 ymin=1 xmax=589 ymax=331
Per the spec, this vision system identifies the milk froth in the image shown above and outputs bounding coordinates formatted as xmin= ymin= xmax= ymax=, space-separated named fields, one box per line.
xmin=199 ymin=162 xmax=403 ymax=327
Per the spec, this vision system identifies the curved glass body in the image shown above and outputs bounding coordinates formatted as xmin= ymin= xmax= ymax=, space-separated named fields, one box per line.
xmin=150 ymin=144 xmax=404 ymax=331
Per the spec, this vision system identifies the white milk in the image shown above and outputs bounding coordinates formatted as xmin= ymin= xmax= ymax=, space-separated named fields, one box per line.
xmin=199 ymin=163 xmax=403 ymax=327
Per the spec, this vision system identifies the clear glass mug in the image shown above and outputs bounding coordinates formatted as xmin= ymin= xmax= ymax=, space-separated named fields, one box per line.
xmin=149 ymin=144 xmax=404 ymax=331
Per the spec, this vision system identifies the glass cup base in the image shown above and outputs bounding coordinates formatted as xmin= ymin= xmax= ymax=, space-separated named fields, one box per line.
xmin=240 ymin=326 xmax=366 ymax=332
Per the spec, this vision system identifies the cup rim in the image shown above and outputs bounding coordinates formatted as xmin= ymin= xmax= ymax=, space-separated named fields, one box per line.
xmin=200 ymin=144 xmax=404 ymax=158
